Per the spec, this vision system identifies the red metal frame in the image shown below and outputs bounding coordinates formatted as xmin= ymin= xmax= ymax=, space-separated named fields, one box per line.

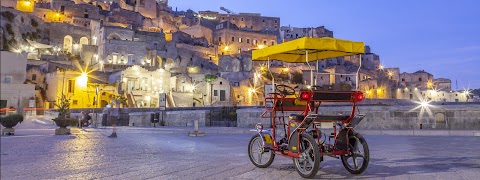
xmin=261 ymin=89 xmax=364 ymax=158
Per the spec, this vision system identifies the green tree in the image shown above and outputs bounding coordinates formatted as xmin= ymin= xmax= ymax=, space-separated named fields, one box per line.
xmin=291 ymin=71 xmax=303 ymax=84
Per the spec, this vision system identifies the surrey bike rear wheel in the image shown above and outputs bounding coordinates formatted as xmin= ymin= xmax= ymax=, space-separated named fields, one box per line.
xmin=248 ymin=134 xmax=275 ymax=168
xmin=340 ymin=132 xmax=370 ymax=174
xmin=292 ymin=134 xmax=321 ymax=178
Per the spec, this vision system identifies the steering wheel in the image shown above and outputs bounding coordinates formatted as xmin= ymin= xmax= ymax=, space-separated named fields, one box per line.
xmin=275 ymin=85 xmax=296 ymax=96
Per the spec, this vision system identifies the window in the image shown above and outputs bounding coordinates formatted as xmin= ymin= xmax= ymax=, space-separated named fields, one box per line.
xmin=4 ymin=76 xmax=12 ymax=84
xmin=253 ymin=39 xmax=257 ymax=45
xmin=220 ymin=90 xmax=226 ymax=101
xmin=234 ymin=82 xmax=239 ymax=86
xmin=32 ymin=74 xmax=37 ymax=81
xmin=238 ymin=37 xmax=242 ymax=43
xmin=232 ymin=37 xmax=235 ymax=42
xmin=60 ymin=6 xmax=65 ymax=13
xmin=220 ymin=81 xmax=223 ymax=85
xmin=274 ymin=20 xmax=277 ymax=23
xmin=263 ymin=40 xmax=266 ymax=45
xmin=419 ymin=78 xmax=422 ymax=81
xmin=73 ymin=100 xmax=78 ymax=105
xmin=402 ymin=78 xmax=405 ymax=82
xmin=241 ymin=18 xmax=243 ymax=21
xmin=246 ymin=39 xmax=250 ymax=44
xmin=222 ymin=17 xmax=225 ymax=20
xmin=181 ymin=78 xmax=186 ymax=83
xmin=127 ymin=54 xmax=133 ymax=64
xmin=251 ymin=26 xmax=253 ymax=29
xmin=262 ymin=19 xmax=265 ymax=23
xmin=271 ymin=41 xmax=274 ymax=46
xmin=68 ymin=80 xmax=75 ymax=93
xmin=218 ymin=37 xmax=221 ymax=42
xmin=214 ymin=90 xmax=218 ymax=96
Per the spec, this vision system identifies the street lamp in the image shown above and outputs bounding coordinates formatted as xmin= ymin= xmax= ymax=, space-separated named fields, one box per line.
xmin=76 ymin=72 xmax=88 ymax=88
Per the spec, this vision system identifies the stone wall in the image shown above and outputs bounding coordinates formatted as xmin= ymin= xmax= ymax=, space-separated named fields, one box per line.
xmin=236 ymin=105 xmax=480 ymax=130
xmin=127 ymin=110 xmax=208 ymax=127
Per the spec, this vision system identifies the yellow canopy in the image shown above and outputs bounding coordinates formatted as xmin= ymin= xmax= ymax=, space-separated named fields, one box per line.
xmin=252 ymin=37 xmax=365 ymax=63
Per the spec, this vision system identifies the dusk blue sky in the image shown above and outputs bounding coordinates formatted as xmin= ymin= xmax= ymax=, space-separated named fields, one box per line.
xmin=170 ymin=0 xmax=480 ymax=89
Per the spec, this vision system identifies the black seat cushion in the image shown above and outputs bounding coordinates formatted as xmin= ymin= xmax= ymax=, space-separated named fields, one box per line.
xmin=315 ymin=115 xmax=350 ymax=121
xmin=289 ymin=114 xmax=304 ymax=120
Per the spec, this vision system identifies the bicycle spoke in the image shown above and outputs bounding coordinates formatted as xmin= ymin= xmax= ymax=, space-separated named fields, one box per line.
xmin=307 ymin=156 xmax=314 ymax=166
xmin=303 ymin=158 xmax=307 ymax=170
xmin=352 ymin=156 xmax=358 ymax=169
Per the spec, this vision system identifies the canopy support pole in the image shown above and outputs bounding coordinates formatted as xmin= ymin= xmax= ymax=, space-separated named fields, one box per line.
xmin=356 ymin=54 xmax=362 ymax=90
xmin=316 ymin=53 xmax=319 ymax=86
xmin=268 ymin=57 xmax=274 ymax=93
xmin=306 ymin=50 xmax=313 ymax=86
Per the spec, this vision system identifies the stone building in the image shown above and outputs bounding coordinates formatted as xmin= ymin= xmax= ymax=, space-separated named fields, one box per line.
xmin=213 ymin=21 xmax=277 ymax=55
xmin=209 ymin=76 xmax=232 ymax=106
xmin=280 ymin=26 xmax=333 ymax=42
xmin=43 ymin=66 xmax=117 ymax=109
xmin=399 ymin=70 xmax=434 ymax=90
xmin=393 ymin=87 xmax=468 ymax=102
xmin=433 ymin=78 xmax=452 ymax=91
xmin=302 ymin=69 xmax=330 ymax=86
xmin=324 ymin=66 xmax=357 ymax=87
xmin=120 ymin=65 xmax=171 ymax=107
xmin=198 ymin=11 xmax=280 ymax=33
xmin=97 ymin=26 xmax=164 ymax=67
xmin=1 ymin=51 xmax=36 ymax=112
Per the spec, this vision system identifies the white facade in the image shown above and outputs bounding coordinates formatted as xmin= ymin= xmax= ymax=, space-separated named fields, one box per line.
xmin=121 ymin=65 xmax=171 ymax=107
xmin=0 ymin=51 xmax=35 ymax=112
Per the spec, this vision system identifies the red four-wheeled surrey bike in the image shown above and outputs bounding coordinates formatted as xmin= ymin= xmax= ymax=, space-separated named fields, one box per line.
xmin=248 ymin=37 xmax=370 ymax=178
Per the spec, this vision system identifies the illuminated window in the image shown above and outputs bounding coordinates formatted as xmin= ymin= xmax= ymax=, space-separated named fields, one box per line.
xmin=238 ymin=38 xmax=242 ymax=43
xmin=68 ymin=80 xmax=75 ymax=93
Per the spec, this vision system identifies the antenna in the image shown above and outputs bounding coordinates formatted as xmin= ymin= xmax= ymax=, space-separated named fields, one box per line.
xmin=456 ymin=79 xmax=458 ymax=90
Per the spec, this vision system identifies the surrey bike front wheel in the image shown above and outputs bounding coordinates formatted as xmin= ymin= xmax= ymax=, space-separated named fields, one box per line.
xmin=248 ymin=134 xmax=275 ymax=168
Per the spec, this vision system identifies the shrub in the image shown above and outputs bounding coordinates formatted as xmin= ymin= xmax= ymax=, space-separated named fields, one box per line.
xmin=8 ymin=38 xmax=17 ymax=47
xmin=1 ymin=11 xmax=14 ymax=22
xmin=291 ymin=71 xmax=303 ymax=84
xmin=5 ymin=23 xmax=14 ymax=36
xmin=0 ymin=114 xmax=24 ymax=124
xmin=2 ymin=34 xmax=8 ymax=50
xmin=31 ymin=19 xmax=38 ymax=27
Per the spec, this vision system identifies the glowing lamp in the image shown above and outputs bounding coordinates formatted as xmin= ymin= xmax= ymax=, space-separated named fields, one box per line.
xmin=300 ymin=91 xmax=311 ymax=100
xmin=354 ymin=92 xmax=364 ymax=102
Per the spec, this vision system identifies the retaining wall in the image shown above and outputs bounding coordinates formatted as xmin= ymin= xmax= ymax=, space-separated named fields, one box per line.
xmin=236 ymin=105 xmax=480 ymax=130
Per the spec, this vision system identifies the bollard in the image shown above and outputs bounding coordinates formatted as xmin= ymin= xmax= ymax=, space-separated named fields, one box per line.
xmin=188 ymin=119 xmax=205 ymax=137
xmin=194 ymin=119 xmax=199 ymax=132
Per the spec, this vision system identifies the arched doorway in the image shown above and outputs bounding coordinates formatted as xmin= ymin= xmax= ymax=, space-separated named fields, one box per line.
xmin=107 ymin=33 xmax=121 ymax=40
xmin=80 ymin=37 xmax=89 ymax=46
xmin=63 ymin=35 xmax=73 ymax=53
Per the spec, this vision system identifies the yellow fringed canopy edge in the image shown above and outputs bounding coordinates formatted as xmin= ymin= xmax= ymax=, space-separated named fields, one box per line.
xmin=252 ymin=37 xmax=365 ymax=62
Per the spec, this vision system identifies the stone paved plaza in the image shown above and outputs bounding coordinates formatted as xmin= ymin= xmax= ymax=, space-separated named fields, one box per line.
xmin=1 ymin=118 xmax=480 ymax=180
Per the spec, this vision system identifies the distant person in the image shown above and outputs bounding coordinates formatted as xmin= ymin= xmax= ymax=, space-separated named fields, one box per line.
xmin=108 ymin=103 xmax=119 ymax=138
xmin=79 ymin=111 xmax=87 ymax=128
xmin=102 ymin=105 xmax=110 ymax=127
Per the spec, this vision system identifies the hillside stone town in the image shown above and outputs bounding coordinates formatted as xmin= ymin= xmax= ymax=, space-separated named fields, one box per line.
xmin=0 ymin=0 xmax=474 ymax=111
